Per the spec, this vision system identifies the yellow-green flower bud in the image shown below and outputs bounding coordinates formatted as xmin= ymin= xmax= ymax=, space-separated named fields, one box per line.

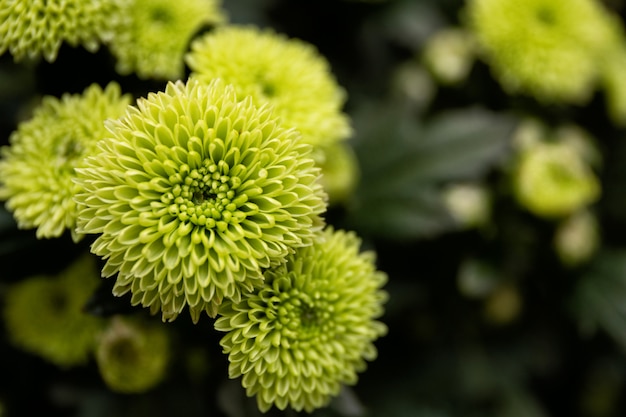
xmin=422 ymin=28 xmax=476 ymax=85
xmin=95 ymin=316 xmax=170 ymax=393
xmin=109 ymin=0 xmax=226 ymax=80
xmin=3 ymin=254 xmax=105 ymax=367
xmin=512 ymin=141 xmax=600 ymax=218
xmin=443 ymin=183 xmax=491 ymax=229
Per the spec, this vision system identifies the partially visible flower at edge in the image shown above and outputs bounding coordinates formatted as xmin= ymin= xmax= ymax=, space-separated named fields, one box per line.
xmin=3 ymin=253 xmax=106 ymax=367
xmin=0 ymin=82 xmax=132 ymax=242
xmin=464 ymin=0 xmax=624 ymax=104
xmin=95 ymin=315 xmax=171 ymax=393
xmin=74 ymin=78 xmax=327 ymax=323
xmin=215 ymin=227 xmax=388 ymax=413
xmin=109 ymin=0 xmax=226 ymax=80
xmin=0 ymin=0 xmax=129 ymax=62
xmin=186 ymin=25 xmax=352 ymax=152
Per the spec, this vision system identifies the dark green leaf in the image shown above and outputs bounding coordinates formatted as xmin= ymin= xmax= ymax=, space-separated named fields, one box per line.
xmin=348 ymin=103 xmax=517 ymax=239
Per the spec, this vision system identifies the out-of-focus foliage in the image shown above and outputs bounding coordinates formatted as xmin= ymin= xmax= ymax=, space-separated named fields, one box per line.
xmin=3 ymin=0 xmax=626 ymax=416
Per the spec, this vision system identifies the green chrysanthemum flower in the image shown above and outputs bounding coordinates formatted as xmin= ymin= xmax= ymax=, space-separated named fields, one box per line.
xmin=74 ymin=78 xmax=327 ymax=323
xmin=95 ymin=316 xmax=170 ymax=393
xmin=186 ymin=25 xmax=352 ymax=151
xmin=465 ymin=0 xmax=622 ymax=103
xmin=0 ymin=0 xmax=129 ymax=62
xmin=3 ymin=254 xmax=105 ymax=367
xmin=215 ymin=227 xmax=388 ymax=413
xmin=513 ymin=141 xmax=600 ymax=218
xmin=109 ymin=0 xmax=226 ymax=80
xmin=0 ymin=82 xmax=132 ymax=242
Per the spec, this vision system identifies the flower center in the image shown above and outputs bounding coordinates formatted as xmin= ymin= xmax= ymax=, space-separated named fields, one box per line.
xmin=536 ymin=6 xmax=556 ymax=25
xmin=107 ymin=336 xmax=140 ymax=364
xmin=150 ymin=6 xmax=172 ymax=24
xmin=55 ymin=135 xmax=84 ymax=167
xmin=163 ymin=159 xmax=247 ymax=230
xmin=272 ymin=288 xmax=334 ymax=342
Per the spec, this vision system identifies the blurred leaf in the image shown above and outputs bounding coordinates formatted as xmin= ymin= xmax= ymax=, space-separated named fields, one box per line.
xmin=348 ymin=103 xmax=517 ymax=239
xmin=570 ymin=250 xmax=626 ymax=353
xmin=376 ymin=0 xmax=446 ymax=52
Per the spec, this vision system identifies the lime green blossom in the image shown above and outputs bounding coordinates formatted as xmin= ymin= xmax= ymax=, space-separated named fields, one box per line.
xmin=95 ymin=316 xmax=170 ymax=393
xmin=186 ymin=25 xmax=352 ymax=151
xmin=215 ymin=227 xmax=387 ymax=413
xmin=0 ymin=82 xmax=132 ymax=241
xmin=465 ymin=0 xmax=623 ymax=103
xmin=109 ymin=0 xmax=225 ymax=80
xmin=0 ymin=0 xmax=129 ymax=62
xmin=3 ymin=254 xmax=105 ymax=367
xmin=75 ymin=78 xmax=327 ymax=322
xmin=512 ymin=140 xmax=600 ymax=218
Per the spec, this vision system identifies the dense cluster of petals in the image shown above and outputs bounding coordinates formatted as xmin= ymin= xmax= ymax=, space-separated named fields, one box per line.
xmin=215 ymin=227 xmax=387 ymax=412
xmin=186 ymin=25 xmax=352 ymax=151
xmin=109 ymin=0 xmax=225 ymax=79
xmin=466 ymin=0 xmax=622 ymax=103
xmin=0 ymin=0 xmax=129 ymax=62
xmin=0 ymin=82 xmax=131 ymax=241
xmin=74 ymin=78 xmax=327 ymax=322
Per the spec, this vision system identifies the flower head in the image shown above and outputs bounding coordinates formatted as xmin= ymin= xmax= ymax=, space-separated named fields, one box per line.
xmin=215 ymin=227 xmax=387 ymax=413
xmin=109 ymin=0 xmax=226 ymax=79
xmin=0 ymin=82 xmax=132 ymax=241
xmin=512 ymin=140 xmax=600 ymax=218
xmin=0 ymin=0 xmax=128 ymax=62
xmin=465 ymin=0 xmax=622 ymax=103
xmin=74 ymin=78 xmax=327 ymax=322
xmin=186 ymin=25 xmax=352 ymax=150
xmin=95 ymin=316 xmax=170 ymax=393
xmin=3 ymin=254 xmax=105 ymax=367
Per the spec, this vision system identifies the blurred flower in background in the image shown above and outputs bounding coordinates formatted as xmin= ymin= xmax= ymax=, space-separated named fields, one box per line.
xmin=0 ymin=0 xmax=129 ymax=62
xmin=108 ymin=0 xmax=226 ymax=80
xmin=0 ymin=82 xmax=131 ymax=241
xmin=465 ymin=0 xmax=624 ymax=104
xmin=95 ymin=315 xmax=171 ymax=393
xmin=3 ymin=254 xmax=105 ymax=367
